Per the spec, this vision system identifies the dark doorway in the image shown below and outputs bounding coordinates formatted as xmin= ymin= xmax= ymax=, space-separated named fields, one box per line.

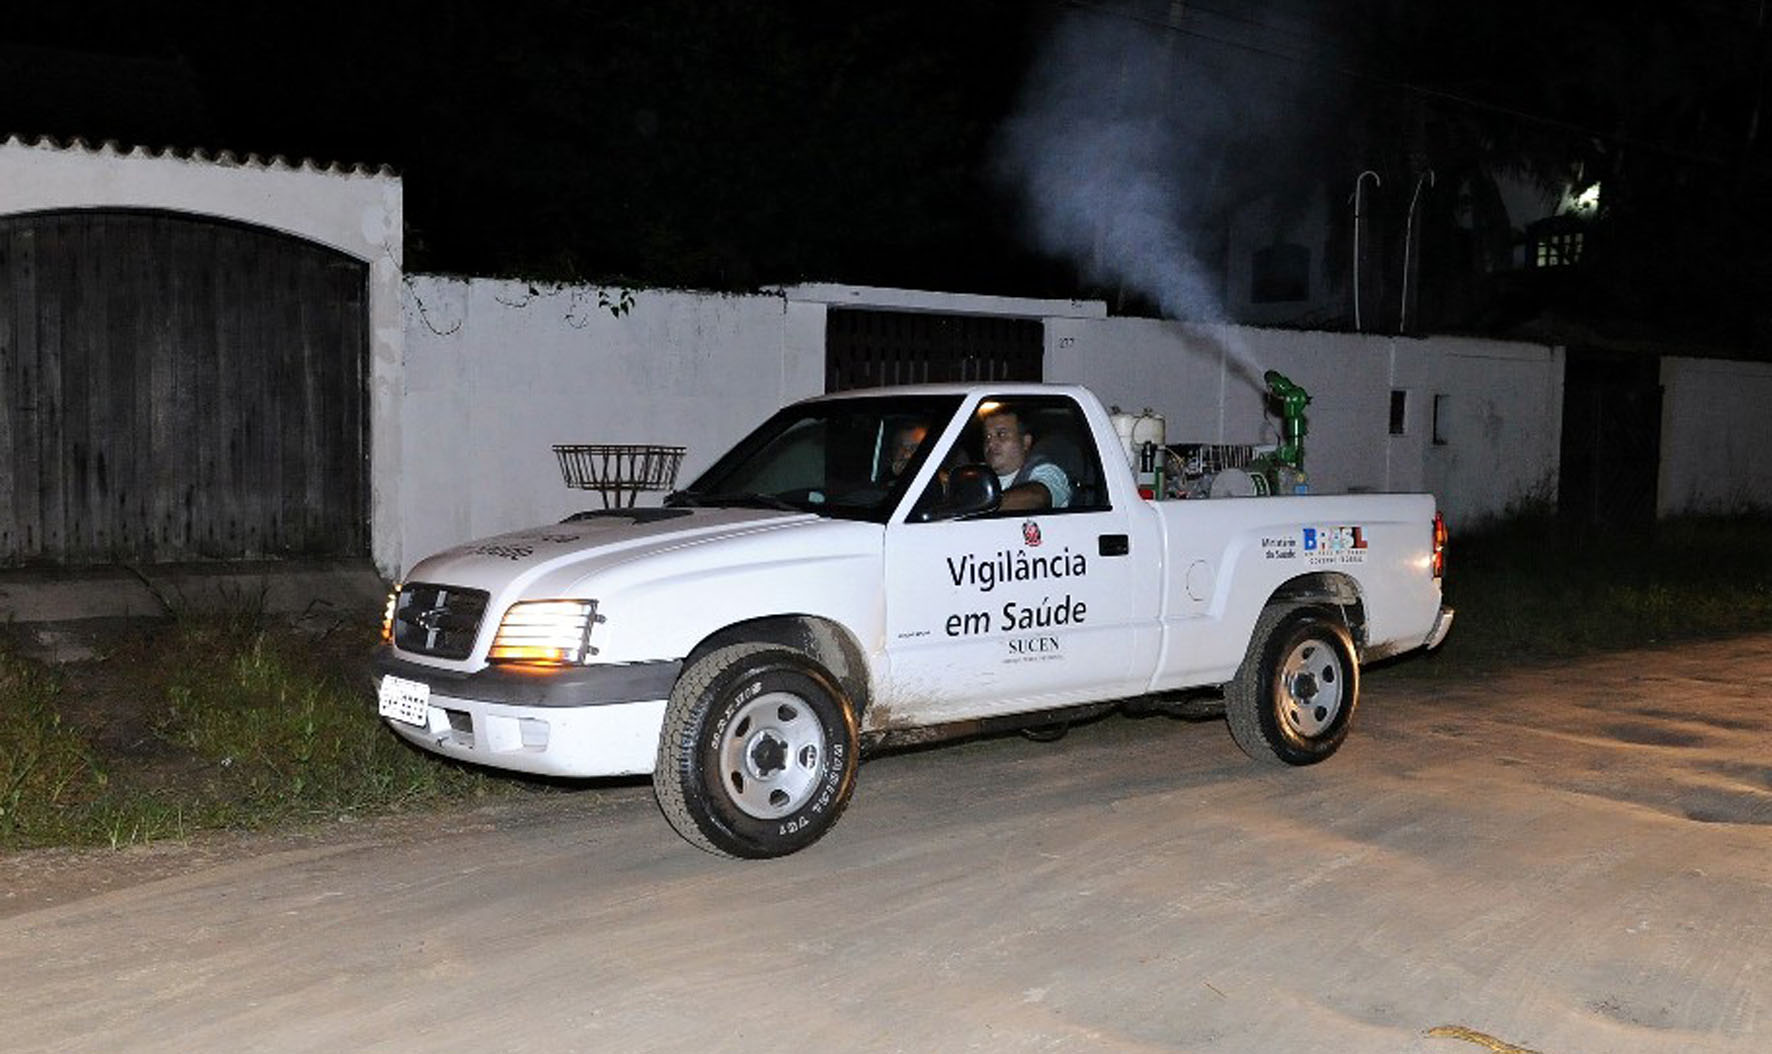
xmin=0 ymin=209 xmax=369 ymax=566
xmin=825 ymin=307 xmax=1043 ymax=393
xmin=1559 ymin=347 xmax=1662 ymax=529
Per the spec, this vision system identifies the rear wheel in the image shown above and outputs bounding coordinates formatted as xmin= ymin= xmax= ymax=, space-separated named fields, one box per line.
xmin=1225 ymin=605 xmax=1359 ymax=766
xmin=655 ymin=643 xmax=859 ymax=858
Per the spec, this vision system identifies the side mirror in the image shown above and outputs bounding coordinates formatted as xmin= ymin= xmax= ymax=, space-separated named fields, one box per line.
xmin=908 ymin=463 xmax=1001 ymax=523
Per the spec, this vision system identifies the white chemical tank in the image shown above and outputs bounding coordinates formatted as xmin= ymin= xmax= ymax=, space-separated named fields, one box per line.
xmin=1109 ymin=407 xmax=1166 ymax=467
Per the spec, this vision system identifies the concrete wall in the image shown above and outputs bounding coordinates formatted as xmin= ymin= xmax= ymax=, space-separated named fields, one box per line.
xmin=0 ymin=135 xmax=1571 ymax=570
xmin=787 ymin=282 xmax=1107 ymax=322
xmin=0 ymin=136 xmax=408 ymax=571
xmin=1659 ymin=356 xmax=1772 ymax=516
xmin=392 ymin=277 xmax=825 ymax=573
xmin=1409 ymin=339 xmax=1565 ymax=525
xmin=1045 ymin=320 xmax=1563 ymax=528
xmin=388 ymin=280 xmax=1109 ymax=574
xmin=390 ymin=283 xmax=1564 ymax=571
xmin=9 ymin=140 xmax=1754 ymax=577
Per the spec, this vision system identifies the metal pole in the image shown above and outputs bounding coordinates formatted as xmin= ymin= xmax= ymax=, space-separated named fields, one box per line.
xmin=1352 ymin=170 xmax=1381 ymax=332
xmin=1400 ymin=169 xmax=1435 ymax=334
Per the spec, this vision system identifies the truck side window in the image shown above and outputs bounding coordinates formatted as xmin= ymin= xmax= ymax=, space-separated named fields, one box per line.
xmin=911 ymin=396 xmax=1109 ymax=518
xmin=1012 ymin=399 xmax=1107 ymax=512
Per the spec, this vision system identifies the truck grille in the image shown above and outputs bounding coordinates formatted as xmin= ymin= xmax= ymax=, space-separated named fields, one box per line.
xmin=393 ymin=583 xmax=490 ymax=660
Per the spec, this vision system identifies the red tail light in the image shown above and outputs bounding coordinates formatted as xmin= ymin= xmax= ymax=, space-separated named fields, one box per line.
xmin=1431 ymin=511 xmax=1447 ymax=579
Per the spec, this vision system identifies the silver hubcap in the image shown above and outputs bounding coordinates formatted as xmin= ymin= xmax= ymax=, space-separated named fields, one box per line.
xmin=1278 ymin=637 xmax=1345 ymax=737
xmin=718 ymin=691 xmax=828 ymax=819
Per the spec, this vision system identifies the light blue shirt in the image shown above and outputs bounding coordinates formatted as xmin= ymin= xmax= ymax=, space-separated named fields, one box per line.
xmin=998 ymin=461 xmax=1071 ymax=508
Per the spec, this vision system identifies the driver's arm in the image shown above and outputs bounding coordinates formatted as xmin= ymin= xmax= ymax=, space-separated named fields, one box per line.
xmin=999 ymin=481 xmax=1052 ymax=511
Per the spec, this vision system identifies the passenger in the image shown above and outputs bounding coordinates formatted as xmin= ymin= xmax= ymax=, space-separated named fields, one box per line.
xmin=981 ymin=407 xmax=1070 ymax=510
xmin=889 ymin=420 xmax=929 ymax=479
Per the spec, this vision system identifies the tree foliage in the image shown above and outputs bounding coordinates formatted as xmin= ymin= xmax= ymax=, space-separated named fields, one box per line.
xmin=1341 ymin=0 xmax=1772 ymax=347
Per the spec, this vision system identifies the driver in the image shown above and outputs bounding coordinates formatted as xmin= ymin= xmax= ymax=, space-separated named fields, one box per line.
xmin=981 ymin=407 xmax=1070 ymax=510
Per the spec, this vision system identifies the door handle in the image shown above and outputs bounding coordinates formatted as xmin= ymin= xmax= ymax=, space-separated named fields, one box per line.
xmin=1098 ymin=534 xmax=1129 ymax=557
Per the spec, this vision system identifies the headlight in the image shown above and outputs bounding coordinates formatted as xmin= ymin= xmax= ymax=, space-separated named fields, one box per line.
xmin=488 ymin=600 xmax=601 ymax=665
xmin=381 ymin=585 xmax=400 ymax=644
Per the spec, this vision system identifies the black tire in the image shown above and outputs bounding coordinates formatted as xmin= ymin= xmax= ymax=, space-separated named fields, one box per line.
xmin=1225 ymin=605 xmax=1359 ymax=766
xmin=655 ymin=643 xmax=859 ymax=858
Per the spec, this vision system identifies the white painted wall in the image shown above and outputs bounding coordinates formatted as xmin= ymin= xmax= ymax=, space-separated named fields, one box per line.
xmin=1410 ymin=339 xmax=1565 ymax=526
xmin=0 ymin=136 xmax=1574 ymax=568
xmin=393 ymin=277 xmax=826 ymax=574
xmin=788 ymin=282 xmax=1107 ymax=322
xmin=1659 ymin=357 xmax=1772 ymax=516
xmin=11 ymin=141 xmax=1760 ymax=578
xmin=388 ymin=281 xmax=1110 ymax=574
xmin=1046 ymin=320 xmax=1564 ymax=529
xmin=0 ymin=136 xmax=408 ymax=571
xmin=392 ymin=283 xmax=1564 ymax=570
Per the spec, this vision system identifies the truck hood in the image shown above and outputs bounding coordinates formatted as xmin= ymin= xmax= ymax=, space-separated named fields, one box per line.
xmin=404 ymin=506 xmax=822 ymax=594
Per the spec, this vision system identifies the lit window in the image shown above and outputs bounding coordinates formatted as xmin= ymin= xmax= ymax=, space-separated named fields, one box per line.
xmin=1535 ymin=230 xmax=1583 ymax=267
xmin=1527 ymin=215 xmax=1585 ymax=269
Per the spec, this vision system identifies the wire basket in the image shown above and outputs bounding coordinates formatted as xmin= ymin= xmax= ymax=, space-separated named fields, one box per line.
xmin=553 ymin=444 xmax=687 ymax=508
xmin=1173 ymin=443 xmax=1263 ymax=478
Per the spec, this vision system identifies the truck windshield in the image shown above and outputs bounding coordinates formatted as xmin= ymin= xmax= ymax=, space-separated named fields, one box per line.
xmin=667 ymin=395 xmax=964 ymax=523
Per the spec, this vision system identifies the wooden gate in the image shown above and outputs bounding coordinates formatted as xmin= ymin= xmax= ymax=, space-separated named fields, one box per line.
xmin=825 ymin=307 xmax=1043 ymax=392
xmin=0 ymin=209 xmax=369 ymax=566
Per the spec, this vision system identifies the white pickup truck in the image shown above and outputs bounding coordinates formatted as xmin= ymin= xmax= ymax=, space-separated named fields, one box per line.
xmin=375 ymin=383 xmax=1452 ymax=857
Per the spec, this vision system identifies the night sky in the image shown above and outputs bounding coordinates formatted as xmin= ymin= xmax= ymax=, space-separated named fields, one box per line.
xmin=3 ymin=1 xmax=1768 ymax=350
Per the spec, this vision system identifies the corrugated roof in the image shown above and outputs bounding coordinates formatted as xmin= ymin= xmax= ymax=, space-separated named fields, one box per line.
xmin=2 ymin=132 xmax=398 ymax=179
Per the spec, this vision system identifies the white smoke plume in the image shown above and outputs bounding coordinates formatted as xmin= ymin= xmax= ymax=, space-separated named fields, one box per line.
xmin=997 ymin=5 xmax=1239 ymax=318
xmin=993 ymin=2 xmax=1330 ymax=389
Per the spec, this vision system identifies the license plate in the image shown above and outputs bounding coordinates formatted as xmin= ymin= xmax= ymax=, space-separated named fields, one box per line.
xmin=378 ymin=674 xmax=432 ymax=728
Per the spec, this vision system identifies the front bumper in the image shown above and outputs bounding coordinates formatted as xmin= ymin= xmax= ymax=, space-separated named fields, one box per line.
xmin=373 ymin=648 xmax=681 ymax=778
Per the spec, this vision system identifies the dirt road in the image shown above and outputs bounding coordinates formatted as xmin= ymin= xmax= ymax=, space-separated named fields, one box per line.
xmin=4 ymin=637 xmax=1770 ymax=1054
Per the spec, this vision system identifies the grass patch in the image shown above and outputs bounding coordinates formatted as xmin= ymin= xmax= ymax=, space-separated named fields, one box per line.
xmin=1 ymin=612 xmax=514 ymax=851
xmin=0 ymin=652 xmax=106 ymax=845
xmin=145 ymin=618 xmax=507 ymax=825
xmin=1398 ymin=511 xmax=1772 ymax=676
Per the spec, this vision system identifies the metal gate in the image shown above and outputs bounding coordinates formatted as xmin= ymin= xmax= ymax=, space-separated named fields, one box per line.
xmin=0 ymin=209 xmax=369 ymax=566
xmin=1559 ymin=347 xmax=1662 ymax=529
xmin=825 ymin=307 xmax=1043 ymax=392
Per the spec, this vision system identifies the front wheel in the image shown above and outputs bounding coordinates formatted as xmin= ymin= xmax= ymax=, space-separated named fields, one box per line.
xmin=1225 ymin=605 xmax=1359 ymax=766
xmin=655 ymin=643 xmax=859 ymax=858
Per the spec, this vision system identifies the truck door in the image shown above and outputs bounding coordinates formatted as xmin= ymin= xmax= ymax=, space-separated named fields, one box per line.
xmin=880 ymin=394 xmax=1145 ymax=724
